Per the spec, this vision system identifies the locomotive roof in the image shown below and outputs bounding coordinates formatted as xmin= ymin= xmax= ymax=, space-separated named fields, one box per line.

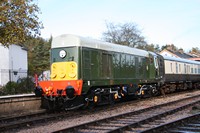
xmin=163 ymin=55 xmax=200 ymax=65
xmin=52 ymin=34 xmax=149 ymax=57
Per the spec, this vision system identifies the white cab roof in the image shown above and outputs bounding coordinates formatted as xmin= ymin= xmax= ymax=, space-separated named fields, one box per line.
xmin=52 ymin=34 xmax=149 ymax=57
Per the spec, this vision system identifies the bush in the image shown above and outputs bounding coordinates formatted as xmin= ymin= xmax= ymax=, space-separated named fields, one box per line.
xmin=4 ymin=81 xmax=18 ymax=95
xmin=1 ymin=77 xmax=35 ymax=96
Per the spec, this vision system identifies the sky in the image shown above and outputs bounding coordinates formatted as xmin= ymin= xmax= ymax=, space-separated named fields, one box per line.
xmin=37 ymin=0 xmax=200 ymax=51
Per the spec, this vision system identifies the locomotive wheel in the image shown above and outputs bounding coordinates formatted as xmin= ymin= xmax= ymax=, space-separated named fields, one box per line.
xmin=88 ymin=102 xmax=96 ymax=109
xmin=63 ymin=96 xmax=85 ymax=111
xmin=109 ymin=93 xmax=115 ymax=105
xmin=151 ymin=87 xmax=159 ymax=96
xmin=47 ymin=100 xmax=56 ymax=111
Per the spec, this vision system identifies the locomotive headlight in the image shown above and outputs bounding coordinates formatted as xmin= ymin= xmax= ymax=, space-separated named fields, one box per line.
xmin=59 ymin=50 xmax=66 ymax=58
xmin=51 ymin=64 xmax=57 ymax=79
xmin=68 ymin=63 xmax=77 ymax=78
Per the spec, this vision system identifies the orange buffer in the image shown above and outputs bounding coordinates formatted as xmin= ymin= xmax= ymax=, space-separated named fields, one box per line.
xmin=39 ymin=80 xmax=83 ymax=96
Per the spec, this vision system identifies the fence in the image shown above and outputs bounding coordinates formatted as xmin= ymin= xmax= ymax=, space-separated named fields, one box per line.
xmin=0 ymin=69 xmax=28 ymax=86
xmin=0 ymin=69 xmax=34 ymax=95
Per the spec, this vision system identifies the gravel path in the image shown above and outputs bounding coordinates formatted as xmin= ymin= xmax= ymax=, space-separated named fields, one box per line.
xmin=16 ymin=90 xmax=200 ymax=133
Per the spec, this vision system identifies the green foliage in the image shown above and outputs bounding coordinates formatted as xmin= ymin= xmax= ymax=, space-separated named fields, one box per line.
xmin=0 ymin=77 xmax=34 ymax=96
xmin=161 ymin=44 xmax=178 ymax=51
xmin=4 ymin=81 xmax=18 ymax=95
xmin=23 ymin=36 xmax=51 ymax=75
xmin=17 ymin=77 xmax=35 ymax=93
xmin=0 ymin=0 xmax=43 ymax=47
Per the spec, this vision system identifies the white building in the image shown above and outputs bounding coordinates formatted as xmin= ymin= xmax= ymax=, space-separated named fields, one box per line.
xmin=0 ymin=44 xmax=28 ymax=86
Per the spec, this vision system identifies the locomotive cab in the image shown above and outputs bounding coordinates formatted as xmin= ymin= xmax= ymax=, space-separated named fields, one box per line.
xmin=38 ymin=47 xmax=83 ymax=96
xmin=35 ymin=35 xmax=85 ymax=110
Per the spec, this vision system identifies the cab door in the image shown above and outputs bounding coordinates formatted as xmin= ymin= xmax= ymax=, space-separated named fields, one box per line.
xmin=148 ymin=55 xmax=156 ymax=79
xmin=158 ymin=55 xmax=165 ymax=79
xmin=154 ymin=56 xmax=159 ymax=78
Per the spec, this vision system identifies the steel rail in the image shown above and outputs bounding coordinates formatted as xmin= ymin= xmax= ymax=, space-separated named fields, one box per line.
xmin=53 ymin=94 xmax=200 ymax=133
xmin=1 ymin=90 xmax=199 ymax=132
xmin=0 ymin=111 xmax=72 ymax=132
xmin=141 ymin=113 xmax=200 ymax=133
xmin=0 ymin=109 xmax=46 ymax=123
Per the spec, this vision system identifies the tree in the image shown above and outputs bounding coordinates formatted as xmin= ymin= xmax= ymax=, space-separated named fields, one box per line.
xmin=31 ymin=39 xmax=50 ymax=74
xmin=0 ymin=0 xmax=43 ymax=47
xmin=23 ymin=36 xmax=51 ymax=75
xmin=102 ymin=22 xmax=147 ymax=48
xmin=161 ymin=44 xmax=178 ymax=51
xmin=189 ymin=47 xmax=200 ymax=57
xmin=190 ymin=47 xmax=200 ymax=54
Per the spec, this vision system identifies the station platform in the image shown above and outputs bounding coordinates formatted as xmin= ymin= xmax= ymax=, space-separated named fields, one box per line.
xmin=0 ymin=93 xmax=41 ymax=116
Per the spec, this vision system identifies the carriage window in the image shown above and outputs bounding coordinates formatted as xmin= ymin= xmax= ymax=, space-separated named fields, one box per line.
xmin=176 ymin=63 xmax=178 ymax=73
xmin=130 ymin=56 xmax=135 ymax=66
xmin=188 ymin=65 xmax=190 ymax=74
xmin=114 ymin=53 xmax=120 ymax=67
xmin=184 ymin=64 xmax=186 ymax=73
xmin=199 ymin=65 xmax=200 ymax=74
xmin=171 ymin=63 xmax=173 ymax=72
xmin=199 ymin=67 xmax=200 ymax=74
xmin=126 ymin=55 xmax=130 ymax=67
xmin=191 ymin=65 xmax=193 ymax=74
xmin=154 ymin=56 xmax=158 ymax=69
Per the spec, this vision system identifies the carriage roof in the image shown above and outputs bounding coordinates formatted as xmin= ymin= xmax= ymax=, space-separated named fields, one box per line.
xmin=52 ymin=34 xmax=149 ymax=57
xmin=163 ymin=55 xmax=200 ymax=65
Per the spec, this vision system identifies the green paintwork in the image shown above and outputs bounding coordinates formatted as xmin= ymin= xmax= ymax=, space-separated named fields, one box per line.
xmin=51 ymin=47 xmax=79 ymax=63
xmin=78 ymin=47 xmax=160 ymax=93
xmin=50 ymin=46 xmax=163 ymax=94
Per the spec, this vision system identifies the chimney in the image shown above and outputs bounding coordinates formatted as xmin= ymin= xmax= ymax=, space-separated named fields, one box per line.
xmin=178 ymin=48 xmax=184 ymax=54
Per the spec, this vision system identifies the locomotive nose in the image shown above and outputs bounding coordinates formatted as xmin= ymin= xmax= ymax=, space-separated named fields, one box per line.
xmin=66 ymin=86 xmax=75 ymax=98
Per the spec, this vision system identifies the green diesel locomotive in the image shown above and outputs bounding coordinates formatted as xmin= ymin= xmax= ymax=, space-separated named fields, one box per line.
xmin=35 ymin=34 xmax=164 ymax=110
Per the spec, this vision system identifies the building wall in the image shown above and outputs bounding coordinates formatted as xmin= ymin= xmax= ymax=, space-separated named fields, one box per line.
xmin=159 ymin=51 xmax=178 ymax=58
xmin=0 ymin=45 xmax=9 ymax=86
xmin=0 ymin=44 xmax=28 ymax=86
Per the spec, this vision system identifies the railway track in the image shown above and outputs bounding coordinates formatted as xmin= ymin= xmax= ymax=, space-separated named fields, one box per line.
xmin=143 ymin=112 xmax=200 ymax=133
xmin=1 ymin=90 xmax=199 ymax=132
xmin=53 ymin=94 xmax=200 ymax=133
xmin=0 ymin=110 xmax=58 ymax=132
xmin=0 ymin=98 xmax=130 ymax=132
xmin=0 ymin=96 xmax=141 ymax=132
xmin=0 ymin=109 xmax=46 ymax=123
